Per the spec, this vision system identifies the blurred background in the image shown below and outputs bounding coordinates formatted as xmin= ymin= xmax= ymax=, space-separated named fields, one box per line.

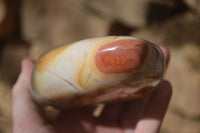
xmin=0 ymin=0 xmax=200 ymax=132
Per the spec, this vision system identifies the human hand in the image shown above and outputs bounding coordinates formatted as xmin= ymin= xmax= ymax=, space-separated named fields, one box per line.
xmin=12 ymin=46 xmax=172 ymax=133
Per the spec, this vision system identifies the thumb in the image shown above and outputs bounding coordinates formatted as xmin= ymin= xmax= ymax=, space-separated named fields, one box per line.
xmin=12 ymin=58 xmax=46 ymax=132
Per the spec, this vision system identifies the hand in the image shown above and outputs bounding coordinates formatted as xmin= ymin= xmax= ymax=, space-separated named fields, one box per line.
xmin=12 ymin=46 xmax=172 ymax=133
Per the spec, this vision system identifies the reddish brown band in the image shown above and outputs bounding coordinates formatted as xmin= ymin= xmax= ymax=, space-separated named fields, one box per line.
xmin=95 ymin=39 xmax=148 ymax=74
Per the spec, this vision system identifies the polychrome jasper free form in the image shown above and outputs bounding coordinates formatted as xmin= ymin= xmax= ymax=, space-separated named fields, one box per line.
xmin=31 ymin=36 xmax=165 ymax=107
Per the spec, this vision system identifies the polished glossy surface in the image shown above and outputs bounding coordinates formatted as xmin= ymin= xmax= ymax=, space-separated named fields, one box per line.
xmin=95 ymin=39 xmax=148 ymax=74
xmin=31 ymin=36 xmax=165 ymax=107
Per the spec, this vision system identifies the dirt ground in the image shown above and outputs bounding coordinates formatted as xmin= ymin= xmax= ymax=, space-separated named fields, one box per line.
xmin=0 ymin=0 xmax=200 ymax=133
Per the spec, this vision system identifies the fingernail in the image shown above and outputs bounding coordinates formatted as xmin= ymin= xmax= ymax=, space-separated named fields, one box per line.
xmin=159 ymin=45 xmax=170 ymax=67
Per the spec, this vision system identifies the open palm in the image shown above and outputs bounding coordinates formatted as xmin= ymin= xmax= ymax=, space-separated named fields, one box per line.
xmin=12 ymin=44 xmax=171 ymax=133
xmin=12 ymin=59 xmax=171 ymax=133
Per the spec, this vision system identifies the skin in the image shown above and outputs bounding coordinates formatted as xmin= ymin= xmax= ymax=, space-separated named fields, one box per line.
xmin=12 ymin=45 xmax=172 ymax=133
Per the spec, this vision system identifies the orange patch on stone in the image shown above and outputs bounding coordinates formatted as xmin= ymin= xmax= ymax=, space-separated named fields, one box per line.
xmin=77 ymin=65 xmax=85 ymax=88
xmin=95 ymin=39 xmax=148 ymax=74
xmin=36 ymin=44 xmax=72 ymax=73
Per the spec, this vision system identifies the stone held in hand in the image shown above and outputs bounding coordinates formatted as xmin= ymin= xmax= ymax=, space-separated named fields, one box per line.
xmin=31 ymin=36 xmax=165 ymax=107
